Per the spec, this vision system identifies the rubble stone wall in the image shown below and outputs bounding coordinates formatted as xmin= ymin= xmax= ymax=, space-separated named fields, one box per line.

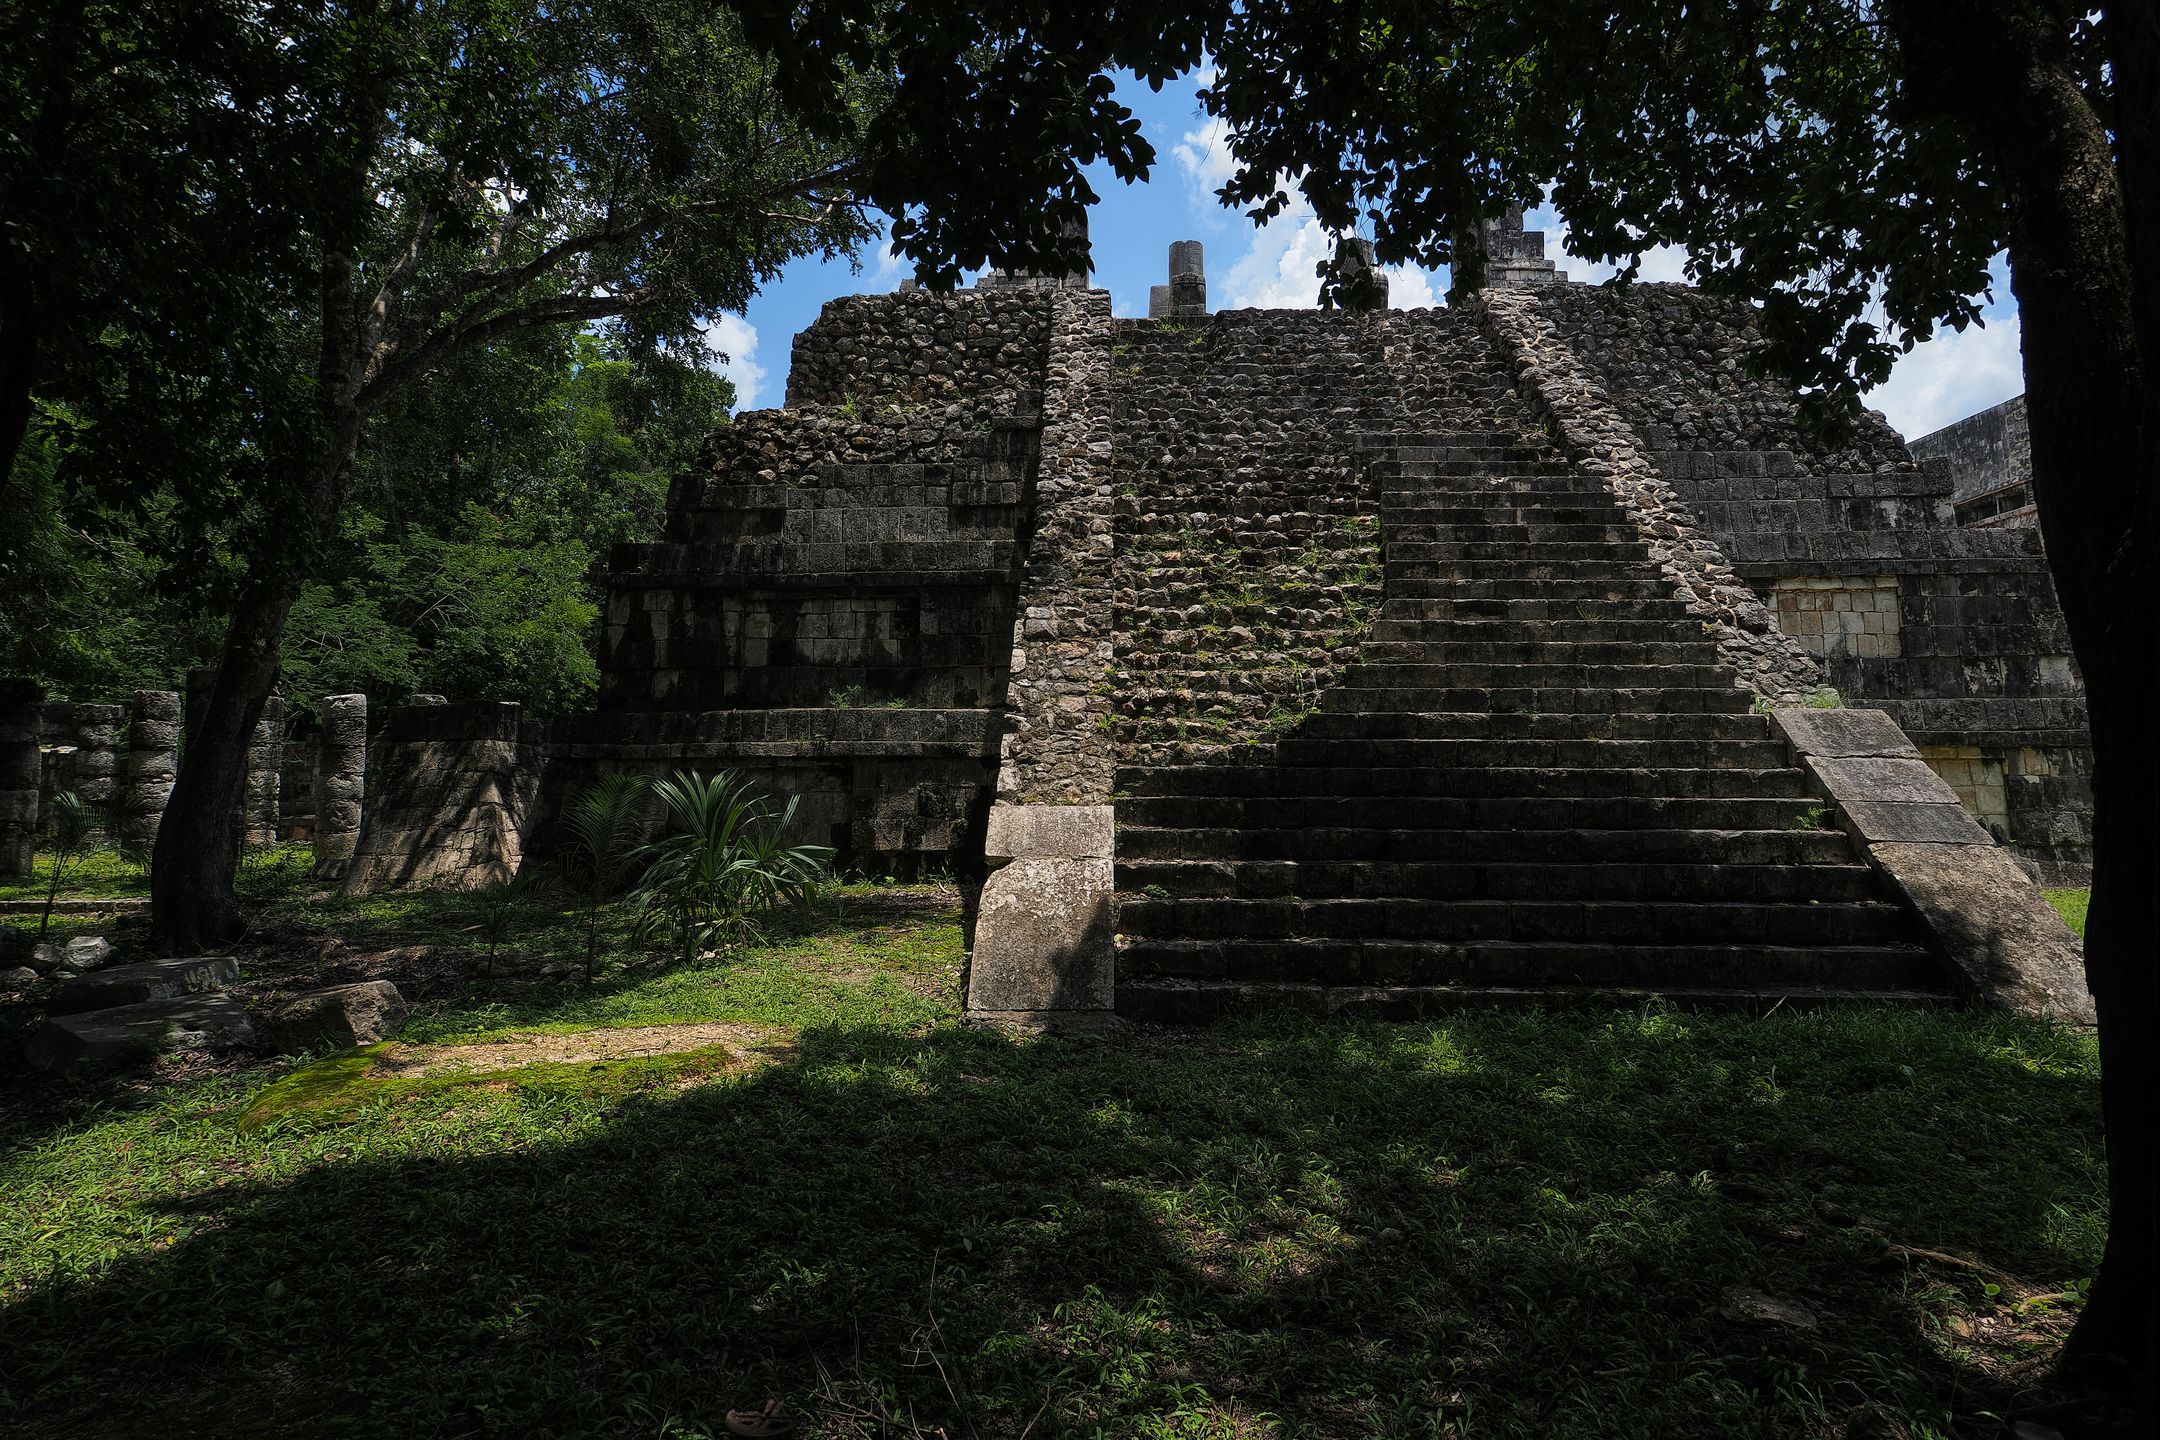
xmin=784 ymin=289 xmax=1053 ymax=410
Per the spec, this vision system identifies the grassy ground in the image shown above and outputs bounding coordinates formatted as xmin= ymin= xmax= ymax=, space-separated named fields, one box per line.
xmin=0 ymin=846 xmax=153 ymax=905
xmin=0 ymin=874 xmax=2109 ymax=1439
xmin=2043 ymin=889 xmax=2089 ymax=938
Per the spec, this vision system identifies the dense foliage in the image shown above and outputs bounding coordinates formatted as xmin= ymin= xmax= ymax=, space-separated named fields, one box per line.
xmin=4 ymin=332 xmax=727 ymax=716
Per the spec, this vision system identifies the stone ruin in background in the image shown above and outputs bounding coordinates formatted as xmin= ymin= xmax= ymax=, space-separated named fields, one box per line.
xmin=0 ymin=213 xmax=2094 ymax=1032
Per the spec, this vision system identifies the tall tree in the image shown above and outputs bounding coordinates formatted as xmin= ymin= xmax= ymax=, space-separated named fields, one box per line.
xmin=15 ymin=0 xmax=876 ymax=949
xmin=736 ymin=0 xmax=2156 ymax=1409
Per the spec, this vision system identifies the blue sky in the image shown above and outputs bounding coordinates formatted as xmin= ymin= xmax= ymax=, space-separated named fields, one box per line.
xmin=708 ymin=72 xmax=2025 ymax=443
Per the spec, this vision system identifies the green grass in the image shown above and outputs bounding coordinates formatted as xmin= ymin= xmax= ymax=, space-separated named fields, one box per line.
xmin=0 ymin=846 xmax=151 ymax=904
xmin=0 ymin=887 xmax=2109 ymax=1439
xmin=2043 ymin=887 xmax=2089 ymax=938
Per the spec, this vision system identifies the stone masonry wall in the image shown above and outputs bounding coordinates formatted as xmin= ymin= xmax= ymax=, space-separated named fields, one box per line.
xmin=1523 ymin=284 xmax=1913 ymax=474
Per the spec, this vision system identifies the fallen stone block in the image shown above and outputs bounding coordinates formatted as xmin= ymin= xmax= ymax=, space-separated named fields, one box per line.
xmin=22 ymin=994 xmax=257 ymax=1070
xmin=49 ymin=956 xmax=239 ymax=1016
xmin=1 ymin=964 xmax=39 ymax=990
xmin=261 ymin=981 xmax=410 ymax=1054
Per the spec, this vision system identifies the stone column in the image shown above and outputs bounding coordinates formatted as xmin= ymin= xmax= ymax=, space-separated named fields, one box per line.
xmin=312 ymin=694 xmax=367 ymax=880
xmin=118 ymin=690 xmax=181 ymax=852
xmin=71 ymin=703 xmax=124 ymax=827
xmin=1321 ymin=237 xmax=1389 ymax=311
xmin=245 ymin=697 xmax=285 ymax=848
xmin=0 ymin=680 xmax=42 ymax=877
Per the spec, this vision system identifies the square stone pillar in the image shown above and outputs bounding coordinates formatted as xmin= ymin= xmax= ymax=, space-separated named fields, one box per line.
xmin=966 ymin=805 xmax=1118 ymax=1030
xmin=0 ymin=680 xmax=43 ymax=877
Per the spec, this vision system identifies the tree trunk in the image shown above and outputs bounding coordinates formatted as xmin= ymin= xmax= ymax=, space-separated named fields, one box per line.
xmin=150 ymin=431 xmax=361 ymax=949
xmin=1890 ymin=0 xmax=2158 ymax=1412
xmin=148 ymin=586 xmax=290 ymax=949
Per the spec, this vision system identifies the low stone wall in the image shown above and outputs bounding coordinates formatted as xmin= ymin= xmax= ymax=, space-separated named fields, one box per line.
xmin=544 ymin=708 xmax=1000 ymax=878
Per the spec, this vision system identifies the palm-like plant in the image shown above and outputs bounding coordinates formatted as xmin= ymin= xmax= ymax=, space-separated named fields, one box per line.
xmin=559 ymin=772 xmax=650 ymax=982
xmin=36 ymin=792 xmax=94 ymax=941
xmin=629 ymin=770 xmax=833 ymax=966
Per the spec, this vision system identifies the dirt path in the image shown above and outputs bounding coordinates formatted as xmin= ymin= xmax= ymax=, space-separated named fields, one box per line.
xmin=372 ymin=1022 xmax=791 ymax=1077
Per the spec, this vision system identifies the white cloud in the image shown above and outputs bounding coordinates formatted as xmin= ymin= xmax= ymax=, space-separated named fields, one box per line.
xmin=1219 ymin=202 xmax=1332 ymax=308
xmin=1173 ymin=115 xmax=1238 ymax=194
xmin=702 ymin=313 xmax=769 ymax=412
xmin=1864 ymin=311 xmax=2025 ymax=440
xmin=1213 ymin=194 xmax=1445 ymax=311
xmin=1525 ymin=203 xmax=1692 ymax=285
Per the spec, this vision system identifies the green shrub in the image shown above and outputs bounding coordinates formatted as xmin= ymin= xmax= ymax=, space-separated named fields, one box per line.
xmin=629 ymin=770 xmax=834 ymax=965
xmin=36 ymin=792 xmax=94 ymax=940
xmin=559 ymin=772 xmax=651 ymax=981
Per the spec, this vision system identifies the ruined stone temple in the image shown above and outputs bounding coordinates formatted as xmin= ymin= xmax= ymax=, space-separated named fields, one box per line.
xmin=5 ymin=214 xmax=2089 ymax=1027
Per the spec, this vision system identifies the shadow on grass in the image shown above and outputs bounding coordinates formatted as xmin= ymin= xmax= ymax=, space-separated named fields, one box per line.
xmin=0 ymin=1008 xmax=2104 ymax=1439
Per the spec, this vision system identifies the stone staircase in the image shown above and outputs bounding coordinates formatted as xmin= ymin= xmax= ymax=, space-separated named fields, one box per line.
xmin=1114 ymin=427 xmax=1946 ymax=1017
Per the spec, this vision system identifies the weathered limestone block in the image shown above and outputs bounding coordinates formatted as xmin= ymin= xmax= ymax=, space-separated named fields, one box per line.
xmin=0 ymin=679 xmax=42 ymax=877
xmin=1867 ymin=843 xmax=2090 ymax=1020
xmin=119 ymin=689 xmax=181 ymax=852
xmin=50 ymin=955 xmax=239 ymax=1015
xmin=245 ymin=696 xmax=285 ymax=847
xmin=966 ymin=804 xmax=1118 ymax=1028
xmin=343 ymin=701 xmax=541 ymax=893
xmin=70 ymin=703 xmax=123 ymax=813
xmin=22 ymin=994 xmax=257 ymax=1071
xmin=312 ymin=693 xmax=367 ymax=880
xmin=30 ymin=934 xmax=115 ymax=974
xmin=262 ymin=980 xmax=410 ymax=1053
xmin=1770 ymin=706 xmax=2093 ymax=1023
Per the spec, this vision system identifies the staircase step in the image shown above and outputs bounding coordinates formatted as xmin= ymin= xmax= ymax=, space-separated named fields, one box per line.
xmin=1307 ymin=687 xmax=1756 ymax=719
xmin=1116 ymin=763 xmax=1810 ymax=799
xmin=1367 ymin=617 xmax=1706 ymax=640
xmin=1118 ymin=897 xmax=1913 ymax=946
xmin=1116 ymin=826 xmax=1860 ymax=865
xmin=1385 ymin=578 xmax=1685 ymax=601
xmin=1289 ymin=712 xmax=1774 ymax=742
xmin=1377 ymin=600 xmax=1694 ymax=623
xmin=1116 ymin=794 xmax=1839 ymax=831
xmin=1115 ymin=858 xmax=1881 ymax=901
xmin=1353 ymin=640 xmax=1722 ymax=666
xmin=1115 ymin=936 xmax=1939 ymax=991
xmin=1114 ymin=979 xmax=1950 ymax=1023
